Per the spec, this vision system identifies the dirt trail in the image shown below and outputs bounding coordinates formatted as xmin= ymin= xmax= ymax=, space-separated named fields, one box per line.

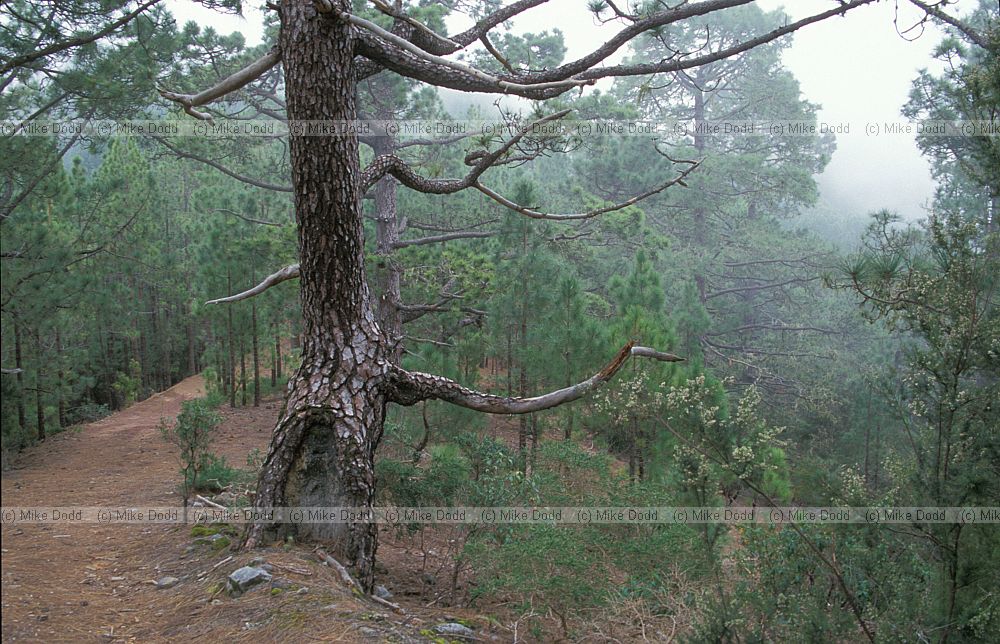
xmin=2 ymin=376 xmax=209 ymax=641
xmin=1 ymin=375 xmax=515 ymax=642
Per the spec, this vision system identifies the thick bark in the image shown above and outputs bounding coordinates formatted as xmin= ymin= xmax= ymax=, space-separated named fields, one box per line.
xmin=242 ymin=1 xmax=392 ymax=592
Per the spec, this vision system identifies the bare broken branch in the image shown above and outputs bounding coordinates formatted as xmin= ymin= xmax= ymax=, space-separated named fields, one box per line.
xmin=387 ymin=342 xmax=683 ymax=413
xmin=158 ymin=48 xmax=282 ymax=119
xmin=206 ymin=264 xmax=300 ymax=305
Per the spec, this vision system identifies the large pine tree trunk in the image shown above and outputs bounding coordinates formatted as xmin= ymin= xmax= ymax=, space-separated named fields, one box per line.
xmin=242 ymin=1 xmax=390 ymax=591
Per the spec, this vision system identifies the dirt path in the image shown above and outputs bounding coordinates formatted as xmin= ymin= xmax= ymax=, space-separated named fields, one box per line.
xmin=1 ymin=376 xmax=513 ymax=643
xmin=2 ymin=376 xmax=210 ymax=641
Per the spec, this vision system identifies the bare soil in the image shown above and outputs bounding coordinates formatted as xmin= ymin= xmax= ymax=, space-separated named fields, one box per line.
xmin=1 ymin=376 xmax=505 ymax=642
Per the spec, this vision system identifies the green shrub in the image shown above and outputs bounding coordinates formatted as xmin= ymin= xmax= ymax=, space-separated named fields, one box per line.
xmin=195 ymin=454 xmax=241 ymax=492
xmin=64 ymin=402 xmax=111 ymax=426
xmin=159 ymin=398 xmax=221 ymax=506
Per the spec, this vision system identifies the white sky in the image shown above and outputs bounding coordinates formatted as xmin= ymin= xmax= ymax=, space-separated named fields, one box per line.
xmin=164 ymin=0 xmax=981 ymax=219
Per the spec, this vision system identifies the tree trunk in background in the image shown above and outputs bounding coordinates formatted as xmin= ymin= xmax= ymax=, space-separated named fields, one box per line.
xmin=240 ymin=334 xmax=247 ymax=407
xmin=14 ymin=320 xmax=27 ymax=434
xmin=34 ymin=328 xmax=45 ymax=441
xmin=518 ymin=277 xmax=528 ymax=462
xmin=187 ymin=310 xmax=197 ymax=376
xmin=271 ymin=322 xmax=278 ymax=388
xmin=506 ymin=327 xmax=513 ymax=397
xmin=564 ymin=355 xmax=573 ymax=440
xmin=216 ymin=335 xmax=227 ymax=395
xmin=242 ymin=1 xmax=391 ymax=591
xmin=370 ymin=87 xmax=404 ymax=366
xmin=252 ymin=298 xmax=260 ymax=406
xmin=227 ymin=270 xmax=236 ymax=409
xmin=163 ymin=299 xmax=173 ymax=386
xmin=55 ymin=327 xmax=66 ymax=428
xmin=138 ymin=287 xmax=149 ymax=394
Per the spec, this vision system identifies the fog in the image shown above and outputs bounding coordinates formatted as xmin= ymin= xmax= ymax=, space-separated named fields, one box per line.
xmin=165 ymin=0 xmax=980 ymax=221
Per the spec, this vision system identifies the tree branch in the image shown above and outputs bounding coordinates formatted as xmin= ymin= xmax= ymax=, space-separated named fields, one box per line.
xmin=474 ymin=158 xmax=699 ymax=221
xmin=347 ymin=13 xmax=591 ymax=96
xmin=705 ymin=276 xmax=819 ymax=299
xmin=355 ymin=0 xmax=877 ymax=97
xmin=206 ymin=264 xmax=300 ymax=304
xmin=387 ymin=342 xmax=682 ymax=413
xmin=906 ymin=0 xmax=990 ymax=49
xmin=393 ymin=230 xmax=495 ymax=248
xmin=152 ymin=137 xmax=293 ymax=193
xmin=359 ymin=109 xmax=570 ymax=192
xmin=158 ymin=48 xmax=282 ymax=120
xmin=0 ymin=0 xmax=163 ymax=75
xmin=572 ymin=0 xmax=878 ymax=82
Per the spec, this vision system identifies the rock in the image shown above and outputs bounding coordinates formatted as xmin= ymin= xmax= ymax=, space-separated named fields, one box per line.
xmin=374 ymin=585 xmax=393 ymax=600
xmin=270 ymin=577 xmax=293 ymax=590
xmin=358 ymin=627 xmax=379 ymax=638
xmin=295 ymin=586 xmax=309 ymax=595
xmin=154 ymin=576 xmax=180 ymax=589
xmin=420 ymin=572 xmax=437 ymax=586
xmin=227 ymin=566 xmax=272 ymax=595
xmin=249 ymin=556 xmax=266 ymax=567
xmin=434 ymin=623 xmax=475 ymax=639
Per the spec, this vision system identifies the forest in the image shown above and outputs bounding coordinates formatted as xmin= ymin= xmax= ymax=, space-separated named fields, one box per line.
xmin=1 ymin=0 xmax=998 ymax=641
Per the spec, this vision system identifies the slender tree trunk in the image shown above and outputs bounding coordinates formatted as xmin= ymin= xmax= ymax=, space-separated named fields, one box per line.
xmin=518 ymin=274 xmax=528 ymax=461
xmin=271 ymin=322 xmax=279 ymax=387
xmin=240 ymin=334 xmax=247 ymax=407
xmin=216 ymin=334 xmax=227 ymax=395
xmin=14 ymin=319 xmax=27 ymax=434
xmin=55 ymin=327 xmax=66 ymax=428
xmin=629 ymin=414 xmax=639 ymax=483
xmin=34 ymin=328 xmax=45 ymax=442
xmin=637 ymin=427 xmax=645 ymax=482
xmin=242 ymin=2 xmax=390 ymax=592
xmin=138 ymin=286 xmax=149 ymax=394
xmin=187 ymin=305 xmax=197 ymax=377
xmin=370 ymin=88 xmax=404 ymax=366
xmin=252 ymin=298 xmax=260 ymax=406
xmin=504 ymin=327 xmax=512 ymax=396
xmin=863 ymin=393 xmax=872 ymax=490
xmin=227 ymin=270 xmax=236 ymax=409
xmin=564 ymin=355 xmax=573 ymax=440
xmin=98 ymin=316 xmax=114 ymax=408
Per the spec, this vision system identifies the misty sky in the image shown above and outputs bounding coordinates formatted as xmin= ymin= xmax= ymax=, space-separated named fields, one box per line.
xmin=164 ymin=0 xmax=981 ymax=220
